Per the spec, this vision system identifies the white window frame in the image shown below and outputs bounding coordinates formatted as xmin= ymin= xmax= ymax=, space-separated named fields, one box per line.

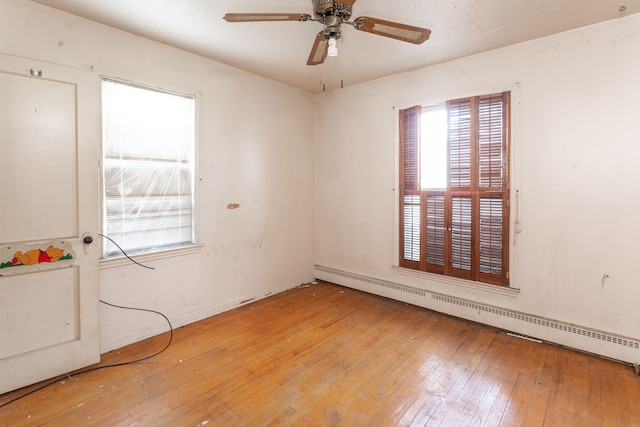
xmin=99 ymin=76 xmax=200 ymax=264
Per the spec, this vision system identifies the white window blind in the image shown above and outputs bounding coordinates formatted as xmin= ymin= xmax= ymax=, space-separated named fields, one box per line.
xmin=101 ymin=79 xmax=195 ymax=257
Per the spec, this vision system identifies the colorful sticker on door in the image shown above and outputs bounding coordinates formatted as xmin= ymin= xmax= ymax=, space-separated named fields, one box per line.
xmin=0 ymin=240 xmax=75 ymax=275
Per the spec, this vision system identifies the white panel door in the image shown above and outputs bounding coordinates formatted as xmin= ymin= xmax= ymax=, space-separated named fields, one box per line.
xmin=0 ymin=54 xmax=100 ymax=394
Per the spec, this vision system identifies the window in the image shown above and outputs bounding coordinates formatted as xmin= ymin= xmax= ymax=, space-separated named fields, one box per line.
xmin=399 ymin=92 xmax=510 ymax=286
xmin=101 ymin=79 xmax=196 ymax=257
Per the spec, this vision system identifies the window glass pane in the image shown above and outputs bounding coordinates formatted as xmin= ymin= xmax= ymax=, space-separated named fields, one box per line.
xmin=420 ymin=104 xmax=447 ymax=189
xmin=102 ymin=79 xmax=195 ymax=257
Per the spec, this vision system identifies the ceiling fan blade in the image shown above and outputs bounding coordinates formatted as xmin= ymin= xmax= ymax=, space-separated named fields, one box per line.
xmin=223 ymin=13 xmax=311 ymax=23
xmin=307 ymin=32 xmax=328 ymax=66
xmin=336 ymin=0 xmax=357 ymax=6
xmin=352 ymin=16 xmax=431 ymax=44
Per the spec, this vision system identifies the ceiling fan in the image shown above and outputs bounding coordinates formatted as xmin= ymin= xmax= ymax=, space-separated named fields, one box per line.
xmin=223 ymin=0 xmax=431 ymax=66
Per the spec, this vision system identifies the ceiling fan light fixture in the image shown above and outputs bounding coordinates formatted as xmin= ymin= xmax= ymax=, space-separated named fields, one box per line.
xmin=224 ymin=0 xmax=432 ymax=66
xmin=327 ymin=37 xmax=338 ymax=57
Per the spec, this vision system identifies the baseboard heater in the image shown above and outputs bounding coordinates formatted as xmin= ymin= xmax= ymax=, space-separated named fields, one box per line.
xmin=314 ymin=265 xmax=640 ymax=351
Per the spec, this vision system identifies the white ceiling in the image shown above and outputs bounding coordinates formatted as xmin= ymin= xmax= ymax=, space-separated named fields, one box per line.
xmin=31 ymin=0 xmax=640 ymax=93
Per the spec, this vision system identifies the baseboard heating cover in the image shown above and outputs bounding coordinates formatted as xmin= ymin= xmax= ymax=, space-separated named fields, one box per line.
xmin=314 ymin=265 xmax=426 ymax=297
xmin=431 ymin=294 xmax=639 ymax=350
xmin=314 ymin=265 xmax=640 ymax=353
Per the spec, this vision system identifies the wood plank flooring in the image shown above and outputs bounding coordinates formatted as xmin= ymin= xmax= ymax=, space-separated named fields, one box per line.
xmin=1 ymin=282 xmax=640 ymax=426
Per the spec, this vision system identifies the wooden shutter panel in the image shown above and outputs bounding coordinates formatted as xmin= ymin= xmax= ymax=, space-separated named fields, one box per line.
xmin=479 ymin=196 xmax=503 ymax=275
xmin=448 ymin=99 xmax=472 ymax=189
xmin=402 ymin=194 xmax=421 ymax=262
xmin=450 ymin=195 xmax=473 ymax=279
xmin=478 ymin=94 xmax=505 ymax=189
xmin=399 ymin=105 xmax=422 ymax=268
xmin=477 ymin=92 xmax=510 ymax=286
xmin=399 ymin=106 xmax=421 ymax=191
xmin=425 ymin=194 xmax=445 ymax=273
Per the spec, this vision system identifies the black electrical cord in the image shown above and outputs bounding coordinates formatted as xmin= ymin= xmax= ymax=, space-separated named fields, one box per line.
xmin=97 ymin=300 xmax=174 ymax=368
xmin=99 ymin=233 xmax=155 ymax=270
xmin=0 ymin=236 xmax=171 ymax=410
xmin=0 ymin=301 xmax=173 ymax=410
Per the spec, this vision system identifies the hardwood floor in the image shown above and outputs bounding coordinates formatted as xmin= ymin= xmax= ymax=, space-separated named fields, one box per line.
xmin=1 ymin=282 xmax=639 ymax=426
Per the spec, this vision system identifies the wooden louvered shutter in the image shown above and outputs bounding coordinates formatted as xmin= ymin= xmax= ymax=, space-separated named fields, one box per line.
xmin=478 ymin=94 xmax=506 ymax=189
xmin=450 ymin=195 xmax=473 ymax=280
xmin=398 ymin=93 xmax=509 ymax=286
xmin=446 ymin=93 xmax=510 ymax=285
xmin=399 ymin=106 xmax=422 ymax=268
xmin=448 ymin=99 xmax=473 ymax=189
xmin=447 ymin=98 xmax=474 ymax=280
xmin=477 ymin=92 xmax=509 ymax=285
xmin=424 ymin=194 xmax=445 ymax=274
xmin=399 ymin=106 xmax=421 ymax=191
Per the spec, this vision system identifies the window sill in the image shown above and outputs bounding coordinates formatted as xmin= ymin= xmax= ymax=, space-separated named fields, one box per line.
xmin=391 ymin=265 xmax=520 ymax=298
xmin=99 ymin=243 xmax=204 ymax=270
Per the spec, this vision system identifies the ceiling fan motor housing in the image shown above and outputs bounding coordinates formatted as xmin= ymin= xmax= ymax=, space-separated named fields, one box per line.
xmin=313 ymin=0 xmax=353 ymax=40
xmin=312 ymin=0 xmax=334 ymax=16
xmin=312 ymin=0 xmax=352 ymax=20
xmin=323 ymin=15 xmax=342 ymax=39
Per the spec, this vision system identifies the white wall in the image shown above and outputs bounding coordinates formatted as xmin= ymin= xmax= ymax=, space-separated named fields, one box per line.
xmin=1 ymin=0 xmax=315 ymax=352
xmin=4 ymin=0 xmax=640 ymax=364
xmin=314 ymin=13 xmax=640 ymax=363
